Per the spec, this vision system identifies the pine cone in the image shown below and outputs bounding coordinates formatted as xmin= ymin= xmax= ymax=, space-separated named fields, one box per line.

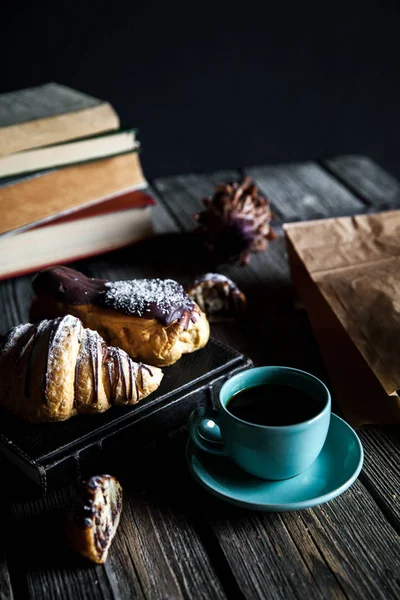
xmin=194 ymin=177 xmax=275 ymax=265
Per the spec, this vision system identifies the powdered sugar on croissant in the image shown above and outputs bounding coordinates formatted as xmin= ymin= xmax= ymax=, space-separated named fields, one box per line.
xmin=0 ymin=315 xmax=163 ymax=422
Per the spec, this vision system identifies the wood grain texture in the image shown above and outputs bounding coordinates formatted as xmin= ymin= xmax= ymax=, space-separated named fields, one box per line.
xmin=246 ymin=162 xmax=366 ymax=222
xmin=108 ymin=488 xmax=226 ymax=600
xmin=0 ymin=549 xmax=13 ymax=600
xmin=323 ymin=155 xmax=400 ymax=209
xmin=6 ymin=488 xmax=115 ymax=600
xmin=359 ymin=427 xmax=400 ymax=530
xmin=5 ymin=466 xmax=227 ymax=600
xmin=167 ymin=426 xmax=400 ymax=600
xmin=153 ymin=169 xmax=240 ymax=230
xmin=149 ymin=185 xmax=181 ymax=234
xmin=206 ymin=509 xmax=349 ymax=600
xmin=0 ymin=277 xmax=27 ymax=331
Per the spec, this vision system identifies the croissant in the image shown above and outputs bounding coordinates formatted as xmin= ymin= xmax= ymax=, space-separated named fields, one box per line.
xmin=0 ymin=315 xmax=163 ymax=422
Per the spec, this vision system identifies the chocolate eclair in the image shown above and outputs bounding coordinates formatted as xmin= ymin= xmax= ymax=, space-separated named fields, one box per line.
xmin=30 ymin=266 xmax=210 ymax=367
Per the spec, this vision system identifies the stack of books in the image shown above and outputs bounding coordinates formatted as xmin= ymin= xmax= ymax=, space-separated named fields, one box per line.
xmin=0 ymin=83 xmax=154 ymax=280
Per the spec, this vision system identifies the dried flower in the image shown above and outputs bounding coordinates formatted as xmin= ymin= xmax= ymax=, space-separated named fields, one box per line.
xmin=195 ymin=176 xmax=275 ymax=265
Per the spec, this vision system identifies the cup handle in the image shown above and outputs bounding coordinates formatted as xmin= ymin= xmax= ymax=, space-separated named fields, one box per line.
xmin=188 ymin=406 xmax=228 ymax=456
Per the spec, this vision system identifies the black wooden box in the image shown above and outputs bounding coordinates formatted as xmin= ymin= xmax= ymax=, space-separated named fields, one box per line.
xmin=0 ymin=338 xmax=252 ymax=493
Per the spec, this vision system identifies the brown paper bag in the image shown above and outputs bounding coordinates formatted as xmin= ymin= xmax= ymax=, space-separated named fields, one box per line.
xmin=284 ymin=210 xmax=400 ymax=428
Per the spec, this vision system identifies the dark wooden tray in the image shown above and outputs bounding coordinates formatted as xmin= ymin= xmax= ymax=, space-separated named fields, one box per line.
xmin=0 ymin=338 xmax=252 ymax=493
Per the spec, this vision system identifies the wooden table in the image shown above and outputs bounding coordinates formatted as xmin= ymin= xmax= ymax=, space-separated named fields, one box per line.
xmin=1 ymin=155 xmax=399 ymax=600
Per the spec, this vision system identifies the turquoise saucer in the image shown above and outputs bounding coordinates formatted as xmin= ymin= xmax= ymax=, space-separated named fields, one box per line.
xmin=186 ymin=413 xmax=363 ymax=511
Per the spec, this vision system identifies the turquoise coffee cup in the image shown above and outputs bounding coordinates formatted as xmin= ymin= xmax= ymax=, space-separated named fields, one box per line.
xmin=188 ymin=366 xmax=331 ymax=480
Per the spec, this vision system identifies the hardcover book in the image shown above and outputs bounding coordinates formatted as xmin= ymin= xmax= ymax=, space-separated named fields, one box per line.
xmin=0 ymin=152 xmax=147 ymax=237
xmin=0 ymin=190 xmax=155 ymax=280
xmin=0 ymin=83 xmax=119 ymax=155
xmin=0 ymin=129 xmax=138 ymax=179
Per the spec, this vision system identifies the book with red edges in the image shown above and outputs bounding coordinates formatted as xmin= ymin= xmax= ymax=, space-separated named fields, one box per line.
xmin=0 ymin=189 xmax=155 ymax=280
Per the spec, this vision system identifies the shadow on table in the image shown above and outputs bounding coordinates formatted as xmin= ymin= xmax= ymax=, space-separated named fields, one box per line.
xmin=82 ymin=231 xmax=297 ymax=315
xmin=6 ymin=493 xmax=102 ymax=572
xmin=80 ymin=232 xmax=214 ymax=283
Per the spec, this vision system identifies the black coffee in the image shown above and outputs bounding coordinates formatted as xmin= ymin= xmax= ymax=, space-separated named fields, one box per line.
xmin=227 ymin=383 xmax=320 ymax=426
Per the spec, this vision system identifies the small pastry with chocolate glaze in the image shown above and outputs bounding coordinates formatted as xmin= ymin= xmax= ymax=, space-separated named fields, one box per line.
xmin=30 ymin=266 xmax=210 ymax=367
xmin=0 ymin=315 xmax=163 ymax=422
xmin=187 ymin=273 xmax=246 ymax=322
xmin=66 ymin=474 xmax=123 ymax=564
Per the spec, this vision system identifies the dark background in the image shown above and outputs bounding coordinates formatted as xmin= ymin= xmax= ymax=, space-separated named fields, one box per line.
xmin=1 ymin=0 xmax=400 ymax=179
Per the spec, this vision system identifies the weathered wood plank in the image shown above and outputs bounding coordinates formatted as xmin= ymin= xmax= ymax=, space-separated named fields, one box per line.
xmin=358 ymin=427 xmax=400 ymax=529
xmin=167 ymin=426 xmax=400 ymax=600
xmin=323 ymin=155 xmax=400 ymax=208
xmin=148 ymin=184 xmax=181 ymax=235
xmin=6 ymin=488 xmax=115 ymax=600
xmin=294 ymin=482 xmax=400 ymax=599
xmin=136 ymin=431 xmax=345 ymax=600
xmin=153 ymin=170 xmax=240 ymax=231
xmin=246 ymin=162 xmax=366 ymax=222
xmin=97 ymin=443 xmax=227 ymax=600
xmin=110 ymin=488 xmax=226 ymax=599
xmin=5 ymin=451 xmax=227 ymax=600
xmin=0 ymin=549 xmax=13 ymax=600
xmin=0 ymin=278 xmax=24 ymax=332
xmin=207 ymin=509 xmax=348 ymax=600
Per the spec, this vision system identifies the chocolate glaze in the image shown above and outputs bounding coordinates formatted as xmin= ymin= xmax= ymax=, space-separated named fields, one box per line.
xmin=25 ymin=321 xmax=48 ymax=399
xmin=115 ymin=351 xmax=122 ymax=396
xmin=32 ymin=266 xmax=105 ymax=306
xmin=73 ymin=328 xmax=84 ymax=409
xmin=16 ymin=325 xmax=36 ymax=363
xmin=139 ymin=364 xmax=144 ymax=389
xmin=139 ymin=363 xmax=153 ymax=390
xmin=74 ymin=353 xmax=82 ymax=410
xmin=127 ymin=360 xmax=133 ymax=400
xmin=32 ymin=265 xmax=196 ymax=326
xmin=135 ymin=377 xmax=139 ymax=401
xmin=43 ymin=324 xmax=57 ymax=404
xmin=105 ymin=354 xmax=114 ymax=398
xmin=91 ymin=335 xmax=99 ymax=403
